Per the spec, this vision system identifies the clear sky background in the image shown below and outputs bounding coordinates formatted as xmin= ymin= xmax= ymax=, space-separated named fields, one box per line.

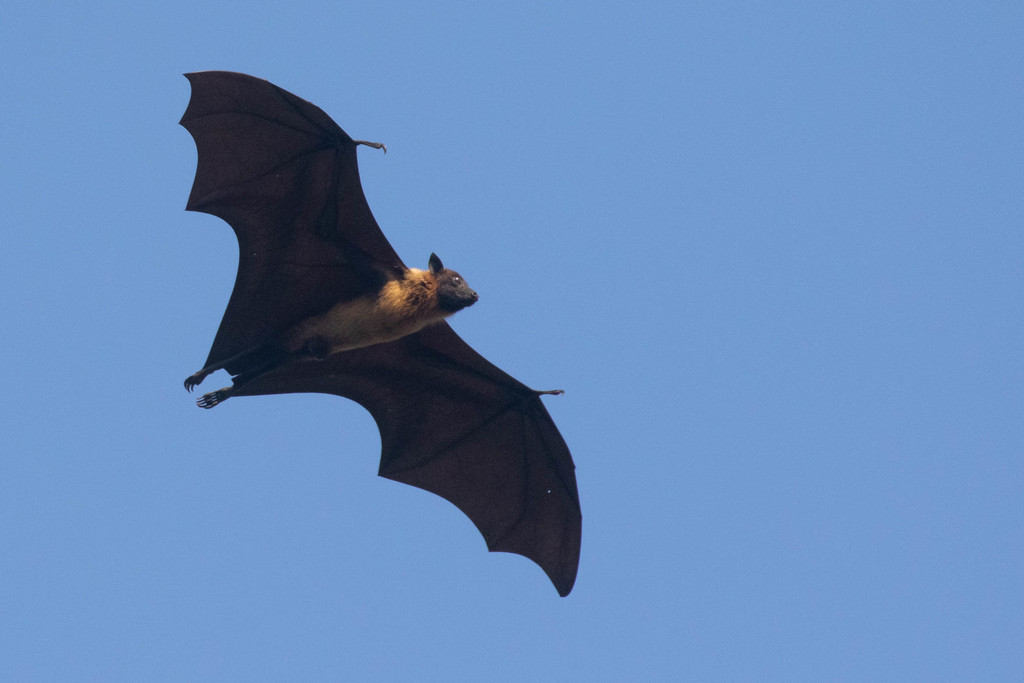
xmin=2 ymin=1 xmax=1022 ymax=680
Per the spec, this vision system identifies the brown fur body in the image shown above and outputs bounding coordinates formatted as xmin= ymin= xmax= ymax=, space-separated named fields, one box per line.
xmin=286 ymin=268 xmax=452 ymax=355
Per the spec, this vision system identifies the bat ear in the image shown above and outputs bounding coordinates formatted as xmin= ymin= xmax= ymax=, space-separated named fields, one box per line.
xmin=428 ymin=253 xmax=444 ymax=274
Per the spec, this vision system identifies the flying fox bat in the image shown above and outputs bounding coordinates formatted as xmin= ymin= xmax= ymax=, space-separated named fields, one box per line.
xmin=179 ymin=71 xmax=580 ymax=596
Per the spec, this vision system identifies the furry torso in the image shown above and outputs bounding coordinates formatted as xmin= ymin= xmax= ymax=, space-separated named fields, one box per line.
xmin=285 ymin=269 xmax=451 ymax=355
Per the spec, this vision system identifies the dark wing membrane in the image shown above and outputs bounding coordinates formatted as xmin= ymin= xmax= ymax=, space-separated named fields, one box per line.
xmin=180 ymin=71 xmax=403 ymax=369
xmin=234 ymin=323 xmax=582 ymax=596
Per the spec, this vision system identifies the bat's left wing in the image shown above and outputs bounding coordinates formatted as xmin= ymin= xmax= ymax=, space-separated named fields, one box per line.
xmin=235 ymin=323 xmax=582 ymax=596
xmin=180 ymin=71 xmax=399 ymax=373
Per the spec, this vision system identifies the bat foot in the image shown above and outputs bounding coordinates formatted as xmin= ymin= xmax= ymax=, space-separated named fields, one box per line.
xmin=197 ymin=387 xmax=232 ymax=409
xmin=184 ymin=371 xmax=208 ymax=392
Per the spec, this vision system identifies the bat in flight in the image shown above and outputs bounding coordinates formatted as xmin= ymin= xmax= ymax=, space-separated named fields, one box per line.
xmin=179 ymin=71 xmax=580 ymax=596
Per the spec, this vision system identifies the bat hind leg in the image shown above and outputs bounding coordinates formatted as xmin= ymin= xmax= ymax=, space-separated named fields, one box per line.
xmin=193 ymin=348 xmax=290 ymax=409
xmin=184 ymin=357 xmax=237 ymax=392
xmin=184 ymin=343 xmax=284 ymax=392
xmin=184 ymin=368 xmax=213 ymax=392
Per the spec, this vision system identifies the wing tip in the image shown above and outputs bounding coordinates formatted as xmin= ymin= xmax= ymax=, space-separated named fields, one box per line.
xmin=551 ymin=566 xmax=578 ymax=597
xmin=488 ymin=547 xmax=579 ymax=597
xmin=486 ymin=517 xmax=581 ymax=597
xmin=380 ymin=470 xmax=581 ymax=597
xmin=538 ymin=548 xmax=580 ymax=597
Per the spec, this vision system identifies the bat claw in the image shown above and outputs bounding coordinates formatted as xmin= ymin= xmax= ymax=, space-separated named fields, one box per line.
xmin=354 ymin=139 xmax=387 ymax=154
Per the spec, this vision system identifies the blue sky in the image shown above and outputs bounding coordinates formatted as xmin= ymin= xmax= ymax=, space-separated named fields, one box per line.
xmin=2 ymin=1 xmax=1022 ymax=680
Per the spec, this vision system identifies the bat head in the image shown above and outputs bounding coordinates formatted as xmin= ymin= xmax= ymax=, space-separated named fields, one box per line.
xmin=429 ymin=253 xmax=479 ymax=312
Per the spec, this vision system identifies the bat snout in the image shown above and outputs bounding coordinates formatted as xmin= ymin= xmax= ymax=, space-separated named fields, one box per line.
xmin=454 ymin=287 xmax=479 ymax=310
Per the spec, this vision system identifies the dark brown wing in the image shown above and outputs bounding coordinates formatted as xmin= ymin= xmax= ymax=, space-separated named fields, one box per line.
xmin=234 ymin=323 xmax=582 ymax=596
xmin=180 ymin=71 xmax=401 ymax=371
